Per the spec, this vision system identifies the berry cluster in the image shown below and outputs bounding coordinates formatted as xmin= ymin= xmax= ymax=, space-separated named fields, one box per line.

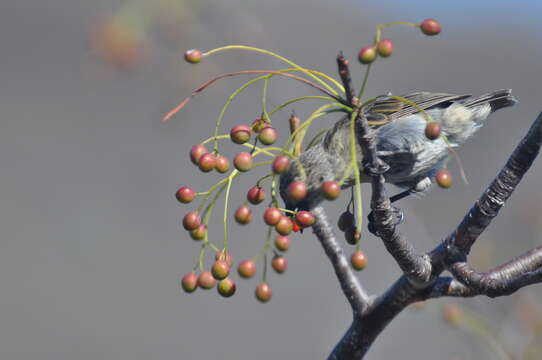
xmin=169 ymin=18 xmax=446 ymax=302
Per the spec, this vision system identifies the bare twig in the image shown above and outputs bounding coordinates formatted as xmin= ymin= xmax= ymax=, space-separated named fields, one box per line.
xmin=311 ymin=206 xmax=369 ymax=314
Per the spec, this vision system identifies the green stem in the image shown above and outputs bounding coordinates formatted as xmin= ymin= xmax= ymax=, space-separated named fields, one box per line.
xmin=261 ymin=78 xmax=271 ymax=122
xmin=203 ymin=45 xmax=341 ymax=95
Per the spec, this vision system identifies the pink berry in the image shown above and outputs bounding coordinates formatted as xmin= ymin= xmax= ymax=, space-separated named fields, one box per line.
xmin=287 ymin=181 xmax=308 ymax=202
xmin=176 ymin=186 xmax=196 ymax=203
xmin=184 ymin=49 xmax=202 ymax=64
xmin=322 ymin=181 xmax=341 ymax=200
xmin=295 ymin=211 xmax=315 ymax=228
xmin=377 ymin=39 xmax=394 ymax=57
xmin=247 ymin=186 xmax=266 ymax=205
xmin=215 ymin=155 xmax=230 ymax=173
xmin=190 ymin=144 xmax=207 ymax=165
xmin=234 ymin=205 xmax=252 ymax=225
xmin=182 ymin=211 xmax=201 ymax=231
xmin=258 ymin=126 xmax=278 ymax=145
xmin=198 ymin=153 xmax=216 ymax=172
xmin=230 ymin=124 xmax=252 ymax=144
xmin=264 ymin=207 xmax=282 ymax=226
xmin=272 ymin=155 xmax=290 ymax=174
xmin=420 ymin=19 xmax=442 ymax=36
xmin=233 ymin=152 xmax=253 ymax=172
xmin=358 ymin=46 xmax=377 ymax=64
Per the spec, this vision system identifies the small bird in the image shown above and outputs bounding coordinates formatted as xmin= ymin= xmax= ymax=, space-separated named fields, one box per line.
xmin=279 ymin=89 xmax=517 ymax=212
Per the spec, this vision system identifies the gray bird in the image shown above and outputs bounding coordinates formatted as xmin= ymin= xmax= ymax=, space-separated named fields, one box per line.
xmin=279 ymin=89 xmax=517 ymax=212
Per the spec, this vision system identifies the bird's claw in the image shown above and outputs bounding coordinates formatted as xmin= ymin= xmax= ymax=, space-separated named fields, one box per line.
xmin=367 ymin=206 xmax=404 ymax=236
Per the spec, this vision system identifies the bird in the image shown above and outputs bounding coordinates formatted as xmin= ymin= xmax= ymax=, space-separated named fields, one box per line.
xmin=279 ymin=89 xmax=518 ymax=213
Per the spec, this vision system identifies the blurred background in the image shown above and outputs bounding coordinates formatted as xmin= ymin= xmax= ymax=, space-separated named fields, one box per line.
xmin=2 ymin=0 xmax=542 ymax=359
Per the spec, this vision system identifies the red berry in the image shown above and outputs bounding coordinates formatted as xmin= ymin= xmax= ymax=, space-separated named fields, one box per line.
xmin=295 ymin=211 xmax=315 ymax=228
xmin=190 ymin=144 xmax=207 ymax=165
xmin=181 ymin=272 xmax=198 ymax=293
xmin=322 ymin=181 xmax=341 ymax=200
xmin=217 ymin=278 xmax=236 ymax=297
xmin=275 ymin=216 xmax=293 ymax=236
xmin=182 ymin=211 xmax=201 ymax=231
xmin=198 ymin=153 xmax=216 ymax=172
xmin=358 ymin=46 xmax=377 ymax=64
xmin=197 ymin=271 xmax=216 ymax=289
xmin=425 ymin=122 xmax=441 ymax=140
xmin=234 ymin=205 xmax=252 ymax=225
xmin=264 ymin=207 xmax=282 ymax=226
xmin=233 ymin=152 xmax=253 ymax=172
xmin=238 ymin=260 xmax=256 ymax=278
xmin=190 ymin=224 xmax=206 ymax=241
xmin=184 ymin=49 xmax=202 ymax=64
xmin=230 ymin=124 xmax=252 ymax=144
xmin=272 ymin=155 xmax=290 ymax=174
xmin=258 ymin=126 xmax=278 ymax=145
xmin=338 ymin=211 xmax=355 ymax=232
xmin=292 ymin=221 xmax=300 ymax=233
xmin=255 ymin=282 xmax=272 ymax=303
xmin=215 ymin=250 xmax=233 ymax=267
xmin=289 ymin=114 xmax=301 ymax=134
xmin=420 ymin=19 xmax=442 ymax=36
xmin=436 ymin=169 xmax=452 ymax=188
xmin=247 ymin=186 xmax=266 ymax=205
xmin=211 ymin=260 xmax=230 ymax=280
xmin=351 ymin=250 xmax=368 ymax=271
xmin=274 ymin=235 xmax=290 ymax=252
xmin=176 ymin=186 xmax=196 ymax=204
xmin=271 ymin=256 xmax=288 ymax=274
xmin=287 ymin=181 xmax=308 ymax=202
xmin=251 ymin=118 xmax=268 ymax=133
xmin=377 ymin=39 xmax=394 ymax=57
xmin=215 ymin=155 xmax=230 ymax=173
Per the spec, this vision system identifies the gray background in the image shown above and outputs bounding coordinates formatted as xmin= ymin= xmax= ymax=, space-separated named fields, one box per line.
xmin=2 ymin=0 xmax=542 ymax=359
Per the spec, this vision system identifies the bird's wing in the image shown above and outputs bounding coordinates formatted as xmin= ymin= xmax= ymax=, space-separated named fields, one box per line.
xmin=366 ymin=92 xmax=472 ymax=128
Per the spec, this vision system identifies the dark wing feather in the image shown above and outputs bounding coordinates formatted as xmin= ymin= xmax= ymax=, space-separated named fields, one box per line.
xmin=366 ymin=92 xmax=472 ymax=128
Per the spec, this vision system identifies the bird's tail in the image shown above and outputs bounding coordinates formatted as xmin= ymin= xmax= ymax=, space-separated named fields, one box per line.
xmin=463 ymin=89 xmax=518 ymax=112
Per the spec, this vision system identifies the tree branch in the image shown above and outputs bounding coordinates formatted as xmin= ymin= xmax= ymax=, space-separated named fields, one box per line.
xmin=311 ymin=205 xmax=369 ymax=314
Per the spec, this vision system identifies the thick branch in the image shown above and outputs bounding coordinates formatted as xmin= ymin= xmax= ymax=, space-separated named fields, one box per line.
xmin=311 ymin=206 xmax=369 ymax=314
xmin=444 ymin=112 xmax=542 ymax=256
xmin=336 ymin=55 xmax=432 ymax=286
xmin=449 ymin=245 xmax=542 ymax=297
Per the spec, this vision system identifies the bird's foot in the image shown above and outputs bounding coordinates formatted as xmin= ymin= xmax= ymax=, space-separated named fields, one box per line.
xmin=367 ymin=206 xmax=404 ymax=235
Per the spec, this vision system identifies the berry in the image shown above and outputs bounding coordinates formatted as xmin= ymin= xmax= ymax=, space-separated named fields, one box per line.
xmin=247 ymin=186 xmax=266 ymax=205
xmin=425 ymin=122 xmax=441 ymax=140
xmin=181 ymin=272 xmax=198 ymax=293
xmin=274 ymin=235 xmax=290 ymax=252
xmin=436 ymin=169 xmax=452 ymax=188
xmin=289 ymin=114 xmax=301 ymax=134
xmin=182 ymin=211 xmax=201 ymax=231
xmin=234 ymin=205 xmax=252 ymax=225
xmin=233 ymin=152 xmax=253 ymax=172
xmin=215 ymin=250 xmax=233 ymax=267
xmin=198 ymin=153 xmax=216 ymax=172
xmin=295 ymin=211 xmax=315 ymax=228
xmin=292 ymin=221 xmax=300 ymax=233
xmin=272 ymin=155 xmax=290 ymax=174
xmin=287 ymin=181 xmax=308 ymax=202
xmin=255 ymin=282 xmax=272 ymax=303
xmin=184 ymin=49 xmax=202 ymax=64
xmin=197 ymin=271 xmax=216 ymax=289
xmin=238 ymin=260 xmax=256 ymax=278
xmin=271 ymin=256 xmax=288 ymax=274
xmin=351 ymin=250 xmax=368 ymax=271
xmin=338 ymin=211 xmax=355 ymax=232
xmin=176 ymin=186 xmax=196 ymax=204
xmin=217 ymin=278 xmax=236 ymax=297
xmin=358 ymin=46 xmax=377 ymax=64
xmin=251 ymin=118 xmax=267 ymax=133
xmin=230 ymin=124 xmax=252 ymax=144
xmin=377 ymin=39 xmax=394 ymax=57
xmin=420 ymin=19 xmax=442 ymax=36
xmin=215 ymin=155 xmax=230 ymax=173
xmin=322 ymin=181 xmax=341 ymax=200
xmin=275 ymin=216 xmax=293 ymax=236
xmin=344 ymin=228 xmax=361 ymax=245
xmin=211 ymin=260 xmax=230 ymax=280
xmin=190 ymin=144 xmax=208 ymax=165
xmin=264 ymin=207 xmax=282 ymax=226
xmin=258 ymin=126 xmax=278 ymax=145
xmin=190 ymin=224 xmax=207 ymax=241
